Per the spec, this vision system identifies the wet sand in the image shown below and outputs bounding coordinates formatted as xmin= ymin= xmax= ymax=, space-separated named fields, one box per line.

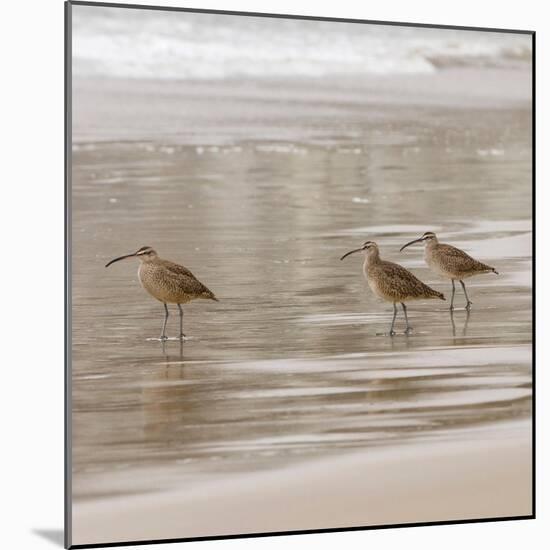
xmin=70 ymin=67 xmax=532 ymax=545
xmin=73 ymin=422 xmax=531 ymax=545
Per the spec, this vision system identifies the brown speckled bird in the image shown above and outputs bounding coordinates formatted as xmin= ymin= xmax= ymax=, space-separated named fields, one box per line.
xmin=341 ymin=241 xmax=445 ymax=335
xmin=105 ymin=246 xmax=218 ymax=340
xmin=400 ymin=232 xmax=498 ymax=311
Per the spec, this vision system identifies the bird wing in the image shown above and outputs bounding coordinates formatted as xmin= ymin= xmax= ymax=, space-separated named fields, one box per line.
xmin=162 ymin=260 xmax=198 ymax=280
xmin=379 ymin=261 xmax=441 ymax=299
xmin=160 ymin=260 xmax=218 ymax=299
xmin=437 ymin=244 xmax=492 ymax=273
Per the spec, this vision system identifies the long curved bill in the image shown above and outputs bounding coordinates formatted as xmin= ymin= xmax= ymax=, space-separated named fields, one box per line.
xmin=399 ymin=237 xmax=423 ymax=252
xmin=105 ymin=252 xmax=136 ymax=268
xmin=340 ymin=248 xmax=363 ymax=261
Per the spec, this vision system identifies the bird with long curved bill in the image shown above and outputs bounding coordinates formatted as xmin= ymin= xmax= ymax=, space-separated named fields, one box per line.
xmin=400 ymin=232 xmax=498 ymax=311
xmin=105 ymin=246 xmax=218 ymax=341
xmin=341 ymin=241 xmax=445 ymax=336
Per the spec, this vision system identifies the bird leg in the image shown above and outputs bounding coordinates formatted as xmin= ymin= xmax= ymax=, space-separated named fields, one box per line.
xmin=459 ymin=280 xmax=473 ymax=310
xmin=160 ymin=303 xmax=169 ymax=341
xmin=389 ymin=303 xmax=398 ymax=336
xmin=450 ymin=280 xmax=456 ymax=311
xmin=177 ymin=304 xmax=186 ymax=339
xmin=401 ymin=302 xmax=413 ymax=334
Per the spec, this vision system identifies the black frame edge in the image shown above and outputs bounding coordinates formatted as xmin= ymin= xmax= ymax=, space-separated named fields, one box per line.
xmin=65 ymin=1 xmax=73 ymax=548
xmin=67 ymin=0 xmax=534 ymax=34
xmin=69 ymin=515 xmax=535 ymax=549
xmin=531 ymin=30 xmax=536 ymax=520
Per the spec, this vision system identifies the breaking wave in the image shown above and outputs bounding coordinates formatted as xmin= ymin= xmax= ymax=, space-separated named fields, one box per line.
xmin=72 ymin=5 xmax=532 ymax=80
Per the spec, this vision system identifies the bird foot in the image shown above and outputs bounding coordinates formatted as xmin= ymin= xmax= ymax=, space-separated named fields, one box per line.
xmin=465 ymin=302 xmax=473 ymax=311
xmin=177 ymin=335 xmax=197 ymax=342
xmin=449 ymin=305 xmax=455 ymax=312
xmin=404 ymin=327 xmax=413 ymax=335
xmin=389 ymin=330 xmax=396 ymax=337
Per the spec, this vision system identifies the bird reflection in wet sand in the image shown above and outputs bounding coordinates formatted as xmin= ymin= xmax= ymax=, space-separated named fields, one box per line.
xmin=161 ymin=338 xmax=184 ymax=360
xmin=400 ymin=232 xmax=498 ymax=311
xmin=105 ymin=246 xmax=218 ymax=341
xmin=142 ymin=352 xmax=194 ymax=444
xmin=450 ymin=309 xmax=471 ymax=337
xmin=341 ymin=241 xmax=445 ymax=336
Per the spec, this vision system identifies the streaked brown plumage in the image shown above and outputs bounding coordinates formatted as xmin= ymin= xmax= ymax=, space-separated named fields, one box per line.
xmin=341 ymin=241 xmax=445 ymax=335
xmin=139 ymin=258 xmax=217 ymax=304
xmin=105 ymin=246 xmax=218 ymax=340
xmin=400 ymin=231 xmax=498 ymax=310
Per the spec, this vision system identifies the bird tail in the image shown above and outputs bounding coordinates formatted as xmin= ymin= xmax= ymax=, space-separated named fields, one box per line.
xmin=201 ymin=289 xmax=219 ymax=301
xmin=429 ymin=289 xmax=445 ymax=300
xmin=423 ymin=285 xmax=445 ymax=300
xmin=492 ymin=267 xmax=499 ymax=275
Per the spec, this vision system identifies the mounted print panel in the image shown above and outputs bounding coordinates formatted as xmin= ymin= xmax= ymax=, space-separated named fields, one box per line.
xmin=66 ymin=1 xmax=534 ymax=547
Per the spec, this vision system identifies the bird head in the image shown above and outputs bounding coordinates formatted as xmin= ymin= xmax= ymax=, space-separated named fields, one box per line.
xmin=400 ymin=232 xmax=438 ymax=252
xmin=340 ymin=240 xmax=378 ymax=260
xmin=105 ymin=246 xmax=158 ymax=267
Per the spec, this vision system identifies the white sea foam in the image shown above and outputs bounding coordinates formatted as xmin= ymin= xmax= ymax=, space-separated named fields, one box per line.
xmin=72 ymin=6 xmax=531 ymax=81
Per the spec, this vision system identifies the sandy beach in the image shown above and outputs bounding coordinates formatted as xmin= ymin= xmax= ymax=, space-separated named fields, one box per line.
xmin=73 ymin=421 xmax=531 ymax=545
xmin=69 ymin=6 xmax=532 ymax=547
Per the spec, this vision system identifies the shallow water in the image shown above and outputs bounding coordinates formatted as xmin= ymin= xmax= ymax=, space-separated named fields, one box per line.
xmin=71 ymin=83 xmax=532 ymax=503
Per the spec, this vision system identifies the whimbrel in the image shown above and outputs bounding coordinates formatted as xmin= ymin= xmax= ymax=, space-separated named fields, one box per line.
xmin=341 ymin=241 xmax=445 ymax=335
xmin=105 ymin=246 xmax=218 ymax=340
xmin=400 ymin=232 xmax=498 ymax=311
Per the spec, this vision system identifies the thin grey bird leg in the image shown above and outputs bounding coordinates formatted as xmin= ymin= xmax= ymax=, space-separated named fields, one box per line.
xmin=160 ymin=303 xmax=169 ymax=340
xmin=389 ymin=303 xmax=398 ymax=336
xmin=450 ymin=280 xmax=456 ymax=311
xmin=460 ymin=280 xmax=473 ymax=310
xmin=401 ymin=302 xmax=412 ymax=334
xmin=177 ymin=303 xmax=186 ymax=339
